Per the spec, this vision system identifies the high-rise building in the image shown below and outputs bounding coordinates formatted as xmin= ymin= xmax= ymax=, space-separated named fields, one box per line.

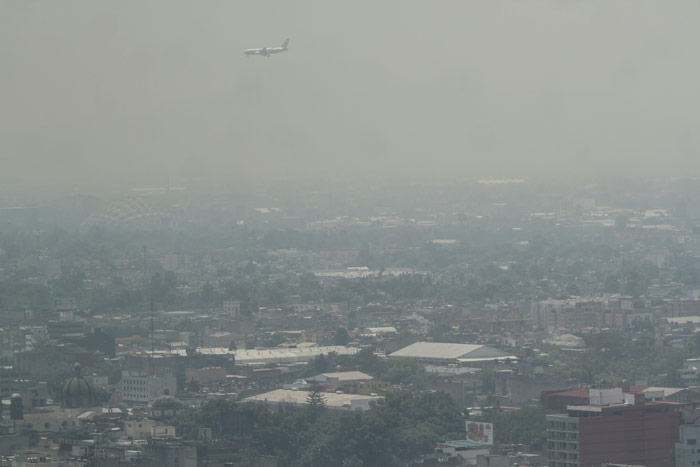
xmin=675 ymin=424 xmax=700 ymax=467
xmin=546 ymin=388 xmax=685 ymax=467
xmin=120 ymin=374 xmax=177 ymax=404
xmin=121 ymin=353 xmax=178 ymax=404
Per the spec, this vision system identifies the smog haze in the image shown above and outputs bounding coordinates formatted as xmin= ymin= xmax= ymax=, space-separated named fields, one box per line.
xmin=2 ymin=0 xmax=700 ymax=189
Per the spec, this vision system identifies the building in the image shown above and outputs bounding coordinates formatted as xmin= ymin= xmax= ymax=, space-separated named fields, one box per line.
xmin=244 ymin=389 xmax=382 ymax=411
xmin=121 ymin=353 xmax=179 ymax=404
xmin=0 ymin=368 xmax=48 ymax=409
xmin=347 ymin=380 xmax=392 ymax=395
xmin=184 ymin=367 xmax=226 ymax=386
xmin=546 ymin=388 xmax=685 ymax=467
xmin=124 ymin=353 xmax=178 ymax=379
xmin=542 ymin=388 xmax=592 ymax=413
xmin=20 ymin=412 xmax=81 ymax=433
xmin=667 ymin=300 xmax=700 ymax=317
xmin=150 ymin=396 xmax=185 ymax=420
xmin=641 ymin=387 xmax=700 ymax=403
xmin=86 ymin=374 xmax=109 ymax=387
xmin=121 ymin=375 xmax=177 ymax=404
xmin=532 ymin=297 xmax=646 ymax=332
xmin=306 ymin=371 xmax=373 ymax=390
xmin=248 ymin=368 xmax=281 ymax=386
xmin=680 ymin=358 xmax=700 ymax=386
xmin=203 ymin=332 xmax=234 ymax=348
xmin=223 ymin=300 xmax=258 ymax=317
xmin=435 ymin=440 xmax=491 ymax=465
xmin=62 ymin=363 xmax=96 ymax=409
xmin=476 ymin=452 xmax=545 ymax=466
xmin=676 ymin=424 xmax=700 ymax=467
xmin=389 ymin=342 xmax=515 ymax=367
xmin=125 ymin=419 xmax=176 ymax=440
xmin=228 ymin=345 xmax=359 ymax=366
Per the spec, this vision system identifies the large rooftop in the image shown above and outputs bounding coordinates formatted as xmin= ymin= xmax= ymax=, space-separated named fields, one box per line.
xmin=313 ymin=371 xmax=373 ymax=382
xmin=165 ymin=345 xmax=360 ymax=365
xmin=389 ymin=342 xmax=512 ymax=362
xmin=244 ymin=389 xmax=382 ymax=411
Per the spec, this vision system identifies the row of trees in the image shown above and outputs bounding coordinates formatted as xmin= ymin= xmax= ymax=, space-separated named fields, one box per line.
xmin=476 ymin=398 xmax=549 ymax=450
xmin=174 ymin=391 xmax=466 ymax=467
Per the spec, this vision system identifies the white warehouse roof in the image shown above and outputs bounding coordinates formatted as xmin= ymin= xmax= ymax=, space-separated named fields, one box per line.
xmin=307 ymin=371 xmax=373 ymax=383
xmin=164 ymin=345 xmax=360 ymax=365
xmin=244 ymin=389 xmax=382 ymax=411
xmin=389 ymin=342 xmax=512 ymax=362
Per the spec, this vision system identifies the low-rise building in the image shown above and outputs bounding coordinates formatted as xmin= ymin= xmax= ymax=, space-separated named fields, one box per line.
xmin=244 ymin=389 xmax=382 ymax=411
xmin=184 ymin=367 xmax=226 ymax=386
xmin=306 ymin=371 xmax=373 ymax=390
xmin=680 ymin=358 xmax=700 ymax=386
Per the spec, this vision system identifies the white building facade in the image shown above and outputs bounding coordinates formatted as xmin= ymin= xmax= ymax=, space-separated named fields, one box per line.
xmin=121 ymin=374 xmax=177 ymax=404
xmin=676 ymin=424 xmax=700 ymax=467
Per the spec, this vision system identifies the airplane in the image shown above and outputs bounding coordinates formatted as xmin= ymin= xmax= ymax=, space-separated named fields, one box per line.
xmin=244 ymin=39 xmax=289 ymax=57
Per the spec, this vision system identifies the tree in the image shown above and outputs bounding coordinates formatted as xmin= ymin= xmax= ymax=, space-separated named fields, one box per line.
xmin=185 ymin=379 xmax=201 ymax=393
xmin=175 ymin=390 xmax=467 ymax=466
xmin=477 ymin=405 xmax=548 ymax=450
xmin=334 ymin=327 xmax=350 ymax=346
xmin=382 ymin=359 xmax=428 ymax=388
xmin=306 ymin=385 xmax=326 ymax=420
xmin=228 ymin=339 xmax=237 ymax=351
xmin=480 ymin=367 xmax=496 ymax=393
xmin=356 ymin=348 xmax=385 ymax=375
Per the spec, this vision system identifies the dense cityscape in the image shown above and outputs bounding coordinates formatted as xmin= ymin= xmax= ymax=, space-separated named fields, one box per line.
xmin=1 ymin=180 xmax=700 ymax=466
xmin=5 ymin=0 xmax=700 ymax=465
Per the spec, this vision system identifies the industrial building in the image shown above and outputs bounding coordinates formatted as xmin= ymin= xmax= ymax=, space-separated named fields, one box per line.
xmin=389 ymin=342 xmax=515 ymax=366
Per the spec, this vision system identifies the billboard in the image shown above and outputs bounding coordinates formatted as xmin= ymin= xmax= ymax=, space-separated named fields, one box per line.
xmin=466 ymin=421 xmax=493 ymax=445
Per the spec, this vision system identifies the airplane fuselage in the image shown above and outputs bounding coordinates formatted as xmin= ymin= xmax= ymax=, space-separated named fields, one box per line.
xmin=244 ymin=39 xmax=289 ymax=57
xmin=244 ymin=47 xmax=286 ymax=57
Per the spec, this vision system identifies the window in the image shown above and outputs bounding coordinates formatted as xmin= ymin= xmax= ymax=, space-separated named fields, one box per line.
xmin=689 ymin=439 xmax=697 ymax=445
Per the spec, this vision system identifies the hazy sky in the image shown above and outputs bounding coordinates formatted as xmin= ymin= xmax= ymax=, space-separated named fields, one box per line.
xmin=2 ymin=1 xmax=700 ymax=189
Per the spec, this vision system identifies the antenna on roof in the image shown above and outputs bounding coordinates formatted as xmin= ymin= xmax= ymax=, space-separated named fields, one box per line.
xmin=144 ymin=246 xmax=155 ymax=377
xmin=151 ymin=297 xmax=155 ymax=374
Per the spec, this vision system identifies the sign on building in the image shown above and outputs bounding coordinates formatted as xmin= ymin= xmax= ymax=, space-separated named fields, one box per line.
xmin=466 ymin=421 xmax=493 ymax=445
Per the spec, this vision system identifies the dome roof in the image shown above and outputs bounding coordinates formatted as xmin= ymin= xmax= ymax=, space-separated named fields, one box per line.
xmin=62 ymin=363 xmax=96 ymax=409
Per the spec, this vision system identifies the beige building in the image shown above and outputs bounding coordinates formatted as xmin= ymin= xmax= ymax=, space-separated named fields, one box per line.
xmin=124 ymin=419 xmax=176 ymax=439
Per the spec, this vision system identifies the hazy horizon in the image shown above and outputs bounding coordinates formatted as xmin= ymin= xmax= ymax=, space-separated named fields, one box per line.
xmin=3 ymin=0 xmax=700 ymax=189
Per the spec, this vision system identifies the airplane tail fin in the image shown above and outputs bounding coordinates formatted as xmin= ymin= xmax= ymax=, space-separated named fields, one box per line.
xmin=282 ymin=38 xmax=290 ymax=49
